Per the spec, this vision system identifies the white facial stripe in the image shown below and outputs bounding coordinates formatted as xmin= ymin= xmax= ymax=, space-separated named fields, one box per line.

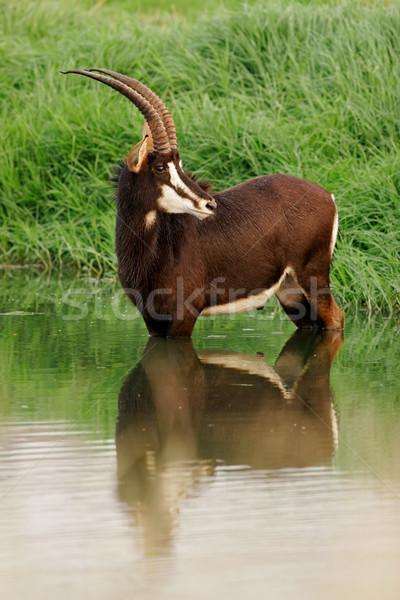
xmin=158 ymin=185 xmax=209 ymax=220
xmin=158 ymin=184 xmax=188 ymax=212
xmin=168 ymin=162 xmax=202 ymax=202
xmin=157 ymin=162 xmax=213 ymax=220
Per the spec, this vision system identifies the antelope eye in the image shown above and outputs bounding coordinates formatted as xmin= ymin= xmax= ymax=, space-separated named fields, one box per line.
xmin=155 ymin=165 xmax=165 ymax=173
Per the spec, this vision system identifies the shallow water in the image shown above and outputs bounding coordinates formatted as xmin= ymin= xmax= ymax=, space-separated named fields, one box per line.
xmin=1 ymin=272 xmax=399 ymax=600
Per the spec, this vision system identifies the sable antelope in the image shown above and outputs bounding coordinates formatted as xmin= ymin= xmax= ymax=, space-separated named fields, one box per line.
xmin=62 ymin=68 xmax=344 ymax=337
xmin=116 ymin=331 xmax=343 ymax=550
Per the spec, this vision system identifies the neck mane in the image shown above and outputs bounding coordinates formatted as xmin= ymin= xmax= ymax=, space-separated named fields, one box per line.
xmin=116 ymin=207 xmax=196 ymax=293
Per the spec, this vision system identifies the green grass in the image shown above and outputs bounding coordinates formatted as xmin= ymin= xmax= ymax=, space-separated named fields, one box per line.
xmin=0 ymin=0 xmax=399 ymax=311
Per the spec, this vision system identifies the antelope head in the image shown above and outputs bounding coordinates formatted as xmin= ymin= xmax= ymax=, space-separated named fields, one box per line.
xmin=61 ymin=68 xmax=217 ymax=220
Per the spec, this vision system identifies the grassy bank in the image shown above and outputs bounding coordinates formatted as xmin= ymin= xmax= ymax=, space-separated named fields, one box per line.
xmin=0 ymin=0 xmax=399 ymax=310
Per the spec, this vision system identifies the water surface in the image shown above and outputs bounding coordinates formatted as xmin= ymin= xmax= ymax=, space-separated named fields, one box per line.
xmin=1 ymin=272 xmax=399 ymax=599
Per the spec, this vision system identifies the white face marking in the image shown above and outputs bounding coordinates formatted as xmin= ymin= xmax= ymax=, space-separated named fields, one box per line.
xmin=201 ymin=268 xmax=291 ymax=316
xmin=329 ymin=211 xmax=339 ymax=257
xmin=168 ymin=162 xmax=202 ymax=203
xmin=156 ymin=161 xmax=213 ymax=220
xmin=157 ymin=185 xmax=210 ymax=220
xmin=144 ymin=210 xmax=157 ymax=228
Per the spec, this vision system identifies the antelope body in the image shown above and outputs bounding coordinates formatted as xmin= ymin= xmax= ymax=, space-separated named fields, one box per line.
xmin=63 ymin=68 xmax=344 ymax=337
xmin=116 ymin=331 xmax=343 ymax=540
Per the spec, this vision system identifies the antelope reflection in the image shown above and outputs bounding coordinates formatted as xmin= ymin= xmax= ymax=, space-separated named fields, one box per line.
xmin=116 ymin=330 xmax=343 ymax=553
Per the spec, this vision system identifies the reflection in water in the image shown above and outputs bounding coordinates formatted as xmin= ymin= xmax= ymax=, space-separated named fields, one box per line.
xmin=116 ymin=330 xmax=343 ymax=554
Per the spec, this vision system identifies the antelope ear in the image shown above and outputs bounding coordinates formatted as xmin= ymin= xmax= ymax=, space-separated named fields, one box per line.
xmin=127 ymin=135 xmax=151 ymax=173
xmin=142 ymin=121 xmax=154 ymax=152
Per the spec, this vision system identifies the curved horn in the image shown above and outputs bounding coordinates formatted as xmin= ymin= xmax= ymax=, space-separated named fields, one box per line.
xmin=87 ymin=68 xmax=178 ymax=151
xmin=61 ymin=69 xmax=171 ymax=154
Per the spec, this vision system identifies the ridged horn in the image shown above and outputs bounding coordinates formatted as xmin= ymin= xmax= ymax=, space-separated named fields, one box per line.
xmin=87 ymin=68 xmax=178 ymax=151
xmin=61 ymin=69 xmax=171 ymax=154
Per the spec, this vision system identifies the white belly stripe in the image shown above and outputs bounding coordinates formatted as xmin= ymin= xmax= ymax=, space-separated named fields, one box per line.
xmin=201 ymin=268 xmax=291 ymax=316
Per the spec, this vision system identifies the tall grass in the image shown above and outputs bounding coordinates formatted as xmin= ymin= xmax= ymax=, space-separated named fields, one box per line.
xmin=0 ymin=0 xmax=399 ymax=310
